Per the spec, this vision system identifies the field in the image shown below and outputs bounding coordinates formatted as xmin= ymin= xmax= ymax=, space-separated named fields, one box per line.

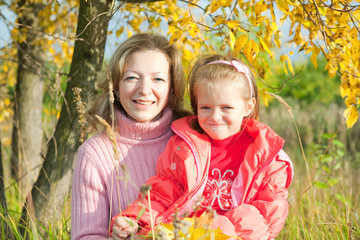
xmin=262 ymin=101 xmax=360 ymax=239
xmin=1 ymin=99 xmax=359 ymax=239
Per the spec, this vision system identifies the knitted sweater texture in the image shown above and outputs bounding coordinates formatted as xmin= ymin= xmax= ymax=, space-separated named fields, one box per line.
xmin=71 ymin=108 xmax=173 ymax=240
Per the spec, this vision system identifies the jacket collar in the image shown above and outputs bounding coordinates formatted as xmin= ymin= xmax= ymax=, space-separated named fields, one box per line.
xmin=172 ymin=116 xmax=285 ymax=167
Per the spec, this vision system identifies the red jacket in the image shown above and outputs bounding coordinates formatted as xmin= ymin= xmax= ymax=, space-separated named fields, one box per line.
xmin=117 ymin=116 xmax=294 ymax=240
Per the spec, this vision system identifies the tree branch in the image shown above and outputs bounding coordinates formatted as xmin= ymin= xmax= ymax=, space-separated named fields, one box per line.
xmin=120 ymin=0 xmax=165 ymax=3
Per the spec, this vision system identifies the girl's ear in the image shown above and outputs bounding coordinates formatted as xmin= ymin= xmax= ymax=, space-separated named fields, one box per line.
xmin=246 ymin=98 xmax=256 ymax=116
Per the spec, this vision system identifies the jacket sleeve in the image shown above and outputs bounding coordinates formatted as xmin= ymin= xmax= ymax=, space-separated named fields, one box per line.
xmin=112 ymin=136 xmax=185 ymax=230
xmin=221 ymin=150 xmax=293 ymax=240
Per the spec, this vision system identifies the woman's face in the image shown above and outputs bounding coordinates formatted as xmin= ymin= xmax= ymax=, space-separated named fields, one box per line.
xmin=118 ymin=49 xmax=171 ymax=123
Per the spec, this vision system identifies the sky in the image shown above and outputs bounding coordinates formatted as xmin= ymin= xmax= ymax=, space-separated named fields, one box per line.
xmin=0 ymin=2 xmax=307 ymax=63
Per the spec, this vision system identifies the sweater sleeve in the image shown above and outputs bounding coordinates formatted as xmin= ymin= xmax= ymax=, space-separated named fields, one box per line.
xmin=111 ymin=136 xmax=185 ymax=231
xmin=71 ymin=146 xmax=110 ymax=240
xmin=222 ymin=150 xmax=293 ymax=240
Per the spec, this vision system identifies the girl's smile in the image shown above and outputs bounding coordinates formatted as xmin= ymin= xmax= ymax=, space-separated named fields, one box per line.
xmin=196 ymin=80 xmax=255 ymax=140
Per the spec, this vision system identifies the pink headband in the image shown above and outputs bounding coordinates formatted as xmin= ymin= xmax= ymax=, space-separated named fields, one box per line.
xmin=207 ymin=60 xmax=253 ymax=98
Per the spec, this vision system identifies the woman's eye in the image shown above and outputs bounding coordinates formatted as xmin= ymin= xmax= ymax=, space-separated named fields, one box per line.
xmin=154 ymin=78 xmax=165 ymax=82
xmin=126 ymin=76 xmax=137 ymax=80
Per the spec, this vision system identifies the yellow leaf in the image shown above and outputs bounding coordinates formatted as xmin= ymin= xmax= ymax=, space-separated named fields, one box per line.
xmin=280 ymin=54 xmax=294 ymax=75
xmin=227 ymin=20 xmax=239 ymax=29
xmin=229 ymin=30 xmax=236 ymax=49
xmin=234 ymin=35 xmax=248 ymax=50
xmin=213 ymin=17 xmax=225 ymax=27
xmin=116 ymin=27 xmax=124 ymax=37
xmin=243 ymin=40 xmax=259 ymax=62
xmin=262 ymin=91 xmax=271 ymax=107
xmin=177 ymin=17 xmax=191 ymax=27
xmin=170 ymin=30 xmax=183 ymax=44
xmin=345 ymin=96 xmax=356 ymax=106
xmin=310 ymin=46 xmax=321 ymax=69
xmin=344 ymin=105 xmax=359 ymax=128
xmin=258 ymin=36 xmax=274 ymax=60
xmin=276 ymin=0 xmax=290 ymax=14
xmin=188 ymin=24 xmax=200 ymax=38
xmin=280 ymin=55 xmax=288 ymax=75
xmin=210 ymin=1 xmax=221 ymax=13
xmin=254 ymin=0 xmax=267 ymax=15
xmin=49 ymin=47 xmax=56 ymax=55
xmin=324 ymin=58 xmax=338 ymax=78
xmin=220 ymin=0 xmax=232 ymax=7
xmin=311 ymin=52 xmax=318 ymax=69
xmin=339 ymin=83 xmax=349 ymax=98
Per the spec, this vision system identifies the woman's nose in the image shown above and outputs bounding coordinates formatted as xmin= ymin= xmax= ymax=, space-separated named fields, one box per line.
xmin=138 ymin=79 xmax=152 ymax=95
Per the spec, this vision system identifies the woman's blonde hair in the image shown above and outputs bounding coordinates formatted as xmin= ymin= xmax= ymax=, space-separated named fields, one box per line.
xmin=188 ymin=54 xmax=259 ymax=119
xmin=87 ymin=33 xmax=189 ymax=131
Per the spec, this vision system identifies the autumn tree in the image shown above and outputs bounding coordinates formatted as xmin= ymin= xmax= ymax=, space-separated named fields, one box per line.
xmin=1 ymin=0 xmax=78 ymax=210
xmin=165 ymin=0 xmax=359 ymax=127
xmin=10 ymin=0 xmax=46 ymax=210
xmin=18 ymin=0 xmax=113 ymax=231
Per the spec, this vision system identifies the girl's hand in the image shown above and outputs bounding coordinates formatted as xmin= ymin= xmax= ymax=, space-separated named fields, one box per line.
xmin=112 ymin=216 xmax=139 ymax=240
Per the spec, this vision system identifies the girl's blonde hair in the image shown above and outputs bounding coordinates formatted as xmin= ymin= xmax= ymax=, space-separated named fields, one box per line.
xmin=188 ymin=54 xmax=259 ymax=119
xmin=87 ymin=33 xmax=189 ymax=131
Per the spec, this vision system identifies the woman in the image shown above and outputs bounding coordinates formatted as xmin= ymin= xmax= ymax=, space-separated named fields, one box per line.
xmin=71 ymin=33 xmax=189 ymax=239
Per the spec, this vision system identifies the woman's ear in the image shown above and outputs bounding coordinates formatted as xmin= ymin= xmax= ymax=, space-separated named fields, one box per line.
xmin=113 ymin=89 xmax=120 ymax=101
xmin=246 ymin=98 xmax=256 ymax=117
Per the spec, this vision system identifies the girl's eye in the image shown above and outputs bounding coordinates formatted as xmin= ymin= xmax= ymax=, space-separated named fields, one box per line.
xmin=199 ymin=106 xmax=210 ymax=110
xmin=223 ymin=106 xmax=233 ymax=110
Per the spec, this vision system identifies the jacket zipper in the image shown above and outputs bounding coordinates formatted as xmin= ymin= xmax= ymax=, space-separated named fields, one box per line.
xmin=244 ymin=144 xmax=283 ymax=204
xmin=159 ymin=126 xmax=208 ymax=219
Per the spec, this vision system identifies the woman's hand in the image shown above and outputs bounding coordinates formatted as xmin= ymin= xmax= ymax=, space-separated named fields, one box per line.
xmin=112 ymin=216 xmax=139 ymax=240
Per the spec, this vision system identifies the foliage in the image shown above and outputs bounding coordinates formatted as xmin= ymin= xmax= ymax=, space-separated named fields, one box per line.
xmin=145 ymin=211 xmax=238 ymax=240
xmin=266 ymin=57 xmax=342 ymax=106
xmin=0 ymin=0 xmax=77 ymax=126
xmin=163 ymin=0 xmax=360 ymax=127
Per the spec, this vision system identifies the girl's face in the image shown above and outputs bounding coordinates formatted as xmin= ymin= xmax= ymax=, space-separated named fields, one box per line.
xmin=118 ymin=50 xmax=171 ymax=123
xmin=196 ymin=80 xmax=255 ymax=140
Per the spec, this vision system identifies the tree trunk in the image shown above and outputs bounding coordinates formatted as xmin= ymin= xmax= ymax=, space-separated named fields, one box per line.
xmin=1 ymin=141 xmax=15 ymax=239
xmin=0 ymin=140 xmax=6 ymax=214
xmin=20 ymin=0 xmax=112 ymax=231
xmin=11 ymin=1 xmax=45 ymax=209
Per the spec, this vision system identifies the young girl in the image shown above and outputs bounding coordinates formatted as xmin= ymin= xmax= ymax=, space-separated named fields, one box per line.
xmin=111 ymin=54 xmax=294 ymax=240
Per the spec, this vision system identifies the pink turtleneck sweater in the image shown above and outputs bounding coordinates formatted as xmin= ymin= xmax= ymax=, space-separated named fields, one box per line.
xmin=71 ymin=108 xmax=173 ymax=240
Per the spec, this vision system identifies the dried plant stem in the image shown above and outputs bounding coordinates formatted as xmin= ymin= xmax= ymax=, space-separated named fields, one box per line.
xmin=95 ymin=115 xmax=120 ymax=160
xmin=95 ymin=114 xmax=122 ymax=214
xmin=265 ymin=92 xmax=317 ymax=239
xmin=265 ymin=92 xmax=311 ymax=182
xmin=266 ymin=92 xmax=346 ymax=239
xmin=108 ymin=75 xmax=115 ymax=130
xmin=107 ymin=77 xmax=123 ymax=215
xmin=73 ymin=87 xmax=87 ymax=143
xmin=148 ymin=190 xmax=155 ymax=240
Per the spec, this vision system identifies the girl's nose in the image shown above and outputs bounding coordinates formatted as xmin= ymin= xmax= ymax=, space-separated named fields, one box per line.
xmin=210 ymin=109 xmax=222 ymax=121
